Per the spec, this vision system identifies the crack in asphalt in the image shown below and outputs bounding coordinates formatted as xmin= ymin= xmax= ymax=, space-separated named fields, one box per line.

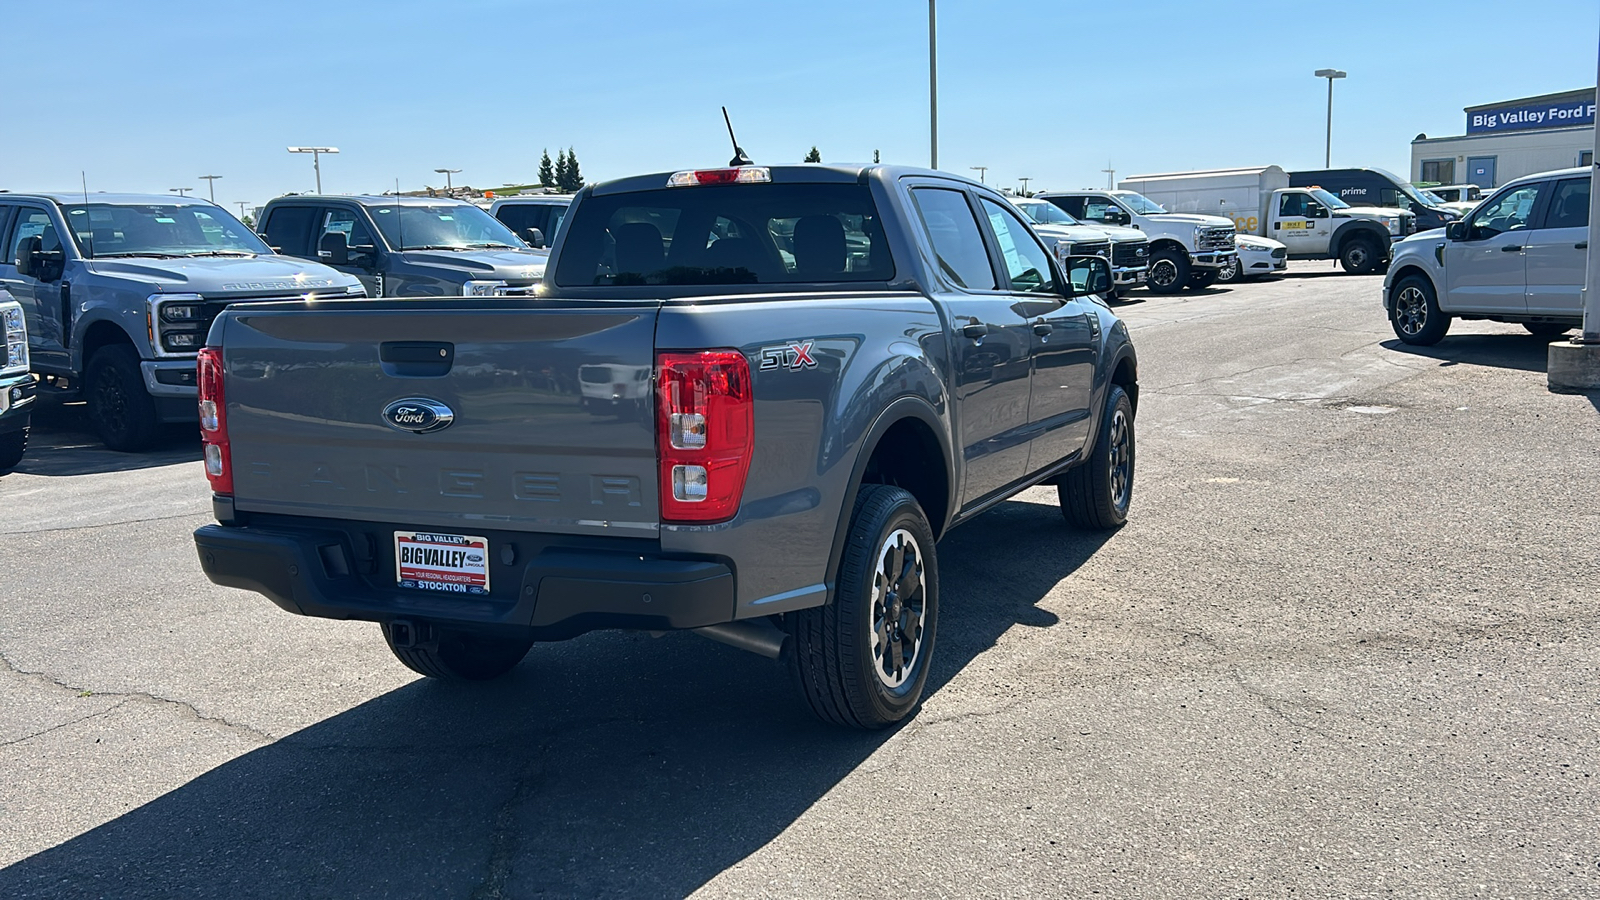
xmin=0 ymin=699 xmax=130 ymax=749
xmin=0 ymin=511 xmax=203 ymax=537
xmin=0 ymin=650 xmax=275 ymax=745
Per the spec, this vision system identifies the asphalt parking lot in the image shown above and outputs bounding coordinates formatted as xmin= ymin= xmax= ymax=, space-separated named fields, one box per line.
xmin=1 ymin=263 xmax=1596 ymax=899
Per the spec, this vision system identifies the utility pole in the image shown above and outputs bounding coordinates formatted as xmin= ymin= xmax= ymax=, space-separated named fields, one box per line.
xmin=928 ymin=0 xmax=937 ymax=169
xmin=1314 ymin=69 xmax=1346 ymax=168
xmin=169 ymin=187 xmax=192 ymax=197
xmin=434 ymin=168 xmax=462 ymax=196
xmin=287 ymin=146 xmax=339 ymax=193
xmin=969 ymin=166 xmax=987 ymax=184
xmin=1546 ymin=33 xmax=1600 ymax=389
xmin=1102 ymin=161 xmax=1115 ymax=189
xmin=198 ymin=174 xmax=222 ymax=203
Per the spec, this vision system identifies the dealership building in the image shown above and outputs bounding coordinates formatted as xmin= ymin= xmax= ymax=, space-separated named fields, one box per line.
xmin=1410 ymin=88 xmax=1594 ymax=189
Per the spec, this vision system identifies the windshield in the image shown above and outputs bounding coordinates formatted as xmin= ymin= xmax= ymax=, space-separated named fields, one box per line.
xmin=1014 ymin=200 xmax=1080 ymax=226
xmin=1421 ymin=189 xmax=1445 ymax=204
xmin=64 ymin=203 xmax=270 ymax=258
xmin=1308 ymin=188 xmax=1350 ymax=209
xmin=1396 ymin=182 xmax=1437 ymax=209
xmin=370 ymin=204 xmax=527 ymax=251
xmin=552 ymin=182 xmax=894 ymax=288
xmin=1115 ymin=192 xmax=1167 ymax=214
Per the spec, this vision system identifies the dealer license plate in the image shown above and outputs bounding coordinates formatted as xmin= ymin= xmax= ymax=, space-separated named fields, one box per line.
xmin=395 ymin=531 xmax=490 ymax=595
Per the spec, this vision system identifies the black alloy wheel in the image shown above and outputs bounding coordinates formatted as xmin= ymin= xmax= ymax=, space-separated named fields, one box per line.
xmin=1389 ymin=275 xmax=1451 ymax=346
xmin=85 ymin=345 xmax=160 ymax=452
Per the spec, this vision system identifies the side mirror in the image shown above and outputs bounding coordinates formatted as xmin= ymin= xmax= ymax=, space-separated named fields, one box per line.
xmin=1445 ymin=222 xmax=1468 ymax=241
xmin=1064 ymin=255 xmax=1113 ymax=297
xmin=1308 ymin=205 xmax=1329 ymax=219
xmin=15 ymin=235 xmax=41 ymax=278
xmin=318 ymin=231 xmax=350 ymax=267
xmin=1102 ymin=208 xmax=1127 ymax=225
xmin=523 ymin=227 xmax=546 ymax=249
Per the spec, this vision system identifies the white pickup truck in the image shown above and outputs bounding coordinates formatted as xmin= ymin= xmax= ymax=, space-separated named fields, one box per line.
xmin=1121 ymin=166 xmax=1413 ymax=276
xmin=1036 ymin=189 xmax=1236 ymax=294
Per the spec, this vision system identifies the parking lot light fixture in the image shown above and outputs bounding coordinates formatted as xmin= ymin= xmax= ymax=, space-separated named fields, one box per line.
xmin=169 ymin=187 xmax=192 ymax=197
xmin=198 ymin=175 xmax=222 ymax=203
xmin=969 ymin=166 xmax=986 ymax=184
xmin=287 ymin=147 xmax=339 ymax=194
xmin=1314 ymin=69 xmax=1347 ymax=168
xmin=434 ymin=168 xmax=462 ymax=196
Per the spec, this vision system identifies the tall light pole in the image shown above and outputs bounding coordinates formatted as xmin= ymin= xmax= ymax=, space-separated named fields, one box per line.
xmin=1018 ymin=176 xmax=1032 ymax=196
xmin=236 ymin=201 xmax=251 ymax=222
xmin=434 ymin=168 xmax=462 ymax=196
xmin=1314 ymin=69 xmax=1346 ymax=168
xmin=928 ymin=0 xmax=937 ymax=169
xmin=969 ymin=166 xmax=987 ymax=184
xmin=1102 ymin=161 xmax=1116 ymax=189
xmin=287 ymin=146 xmax=339 ymax=193
xmin=169 ymin=187 xmax=192 ymax=197
xmin=198 ymin=174 xmax=222 ymax=203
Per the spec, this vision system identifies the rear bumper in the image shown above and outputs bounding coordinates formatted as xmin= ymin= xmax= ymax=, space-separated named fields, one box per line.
xmin=195 ymin=519 xmax=736 ymax=640
xmin=0 ymin=373 xmax=35 ymax=431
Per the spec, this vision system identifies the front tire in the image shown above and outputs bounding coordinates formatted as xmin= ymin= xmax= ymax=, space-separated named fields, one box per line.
xmin=1389 ymin=275 xmax=1451 ymax=345
xmin=1146 ymin=249 xmax=1190 ymax=295
xmin=1214 ymin=255 xmax=1243 ymax=284
xmin=787 ymin=484 xmax=938 ymax=729
xmin=1059 ymin=385 xmax=1134 ymax=530
xmin=85 ymin=344 xmax=161 ymax=452
xmin=381 ymin=622 xmax=533 ymax=681
xmin=0 ymin=428 xmax=26 ymax=474
xmin=1339 ymin=237 xmax=1381 ymax=275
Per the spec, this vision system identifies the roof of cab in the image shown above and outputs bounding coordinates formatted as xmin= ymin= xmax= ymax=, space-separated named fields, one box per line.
xmin=8 ymin=192 xmax=223 ymax=207
xmin=265 ymin=194 xmax=483 ymax=208
xmin=587 ymin=163 xmax=974 ymax=197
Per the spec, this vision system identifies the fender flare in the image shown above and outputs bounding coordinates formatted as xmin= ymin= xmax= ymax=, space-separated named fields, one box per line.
xmin=820 ymin=395 xmax=956 ymax=605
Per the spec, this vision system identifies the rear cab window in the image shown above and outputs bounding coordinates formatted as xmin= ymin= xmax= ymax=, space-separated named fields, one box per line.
xmin=552 ymin=182 xmax=893 ymax=288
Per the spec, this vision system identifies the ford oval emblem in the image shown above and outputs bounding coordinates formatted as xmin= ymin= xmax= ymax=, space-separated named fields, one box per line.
xmin=382 ymin=398 xmax=455 ymax=434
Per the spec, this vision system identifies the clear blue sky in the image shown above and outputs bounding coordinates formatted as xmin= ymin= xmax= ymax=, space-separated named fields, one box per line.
xmin=2 ymin=0 xmax=1596 ymax=214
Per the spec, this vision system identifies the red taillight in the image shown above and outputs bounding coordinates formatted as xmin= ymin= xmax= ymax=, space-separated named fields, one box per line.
xmin=656 ymin=350 xmax=753 ymax=523
xmin=197 ymin=346 xmax=233 ymax=496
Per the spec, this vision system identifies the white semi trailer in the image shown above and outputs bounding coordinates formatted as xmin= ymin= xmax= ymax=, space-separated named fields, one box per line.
xmin=1120 ymin=166 xmax=1415 ymax=275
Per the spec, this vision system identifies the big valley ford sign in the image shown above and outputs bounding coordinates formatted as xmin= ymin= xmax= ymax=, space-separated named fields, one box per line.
xmin=1468 ymin=98 xmax=1595 ymax=134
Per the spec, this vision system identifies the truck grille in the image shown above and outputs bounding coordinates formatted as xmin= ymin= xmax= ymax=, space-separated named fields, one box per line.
xmin=150 ymin=289 xmax=352 ymax=358
xmin=1069 ymin=241 xmax=1110 ymax=258
xmin=1197 ymin=227 xmax=1237 ymax=252
xmin=1112 ymin=240 xmax=1149 ymax=267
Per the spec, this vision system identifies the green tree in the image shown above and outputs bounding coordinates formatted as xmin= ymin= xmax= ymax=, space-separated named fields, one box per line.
xmin=538 ymin=149 xmax=556 ymax=188
xmin=804 ymin=146 xmax=822 ymax=163
xmin=553 ymin=150 xmax=571 ymax=192
xmin=561 ymin=147 xmax=583 ymax=192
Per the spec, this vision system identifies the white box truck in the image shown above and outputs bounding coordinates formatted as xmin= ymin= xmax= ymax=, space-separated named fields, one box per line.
xmin=1119 ymin=166 xmax=1415 ymax=275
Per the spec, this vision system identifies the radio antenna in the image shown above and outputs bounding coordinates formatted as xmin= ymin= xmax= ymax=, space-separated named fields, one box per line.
xmin=81 ymin=171 xmax=95 ymax=258
xmin=722 ymin=107 xmax=753 ymax=167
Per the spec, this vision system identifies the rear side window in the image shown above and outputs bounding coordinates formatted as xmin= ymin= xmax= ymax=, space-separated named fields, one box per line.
xmin=552 ymin=183 xmax=893 ymax=287
xmin=909 ymin=187 xmax=996 ymax=291
xmin=262 ymin=206 xmax=318 ymax=256
xmin=1543 ymin=178 xmax=1590 ymax=229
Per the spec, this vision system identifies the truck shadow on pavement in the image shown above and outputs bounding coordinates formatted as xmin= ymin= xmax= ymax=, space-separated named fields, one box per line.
xmin=0 ymin=497 xmax=1109 ymax=899
xmin=1380 ymin=334 xmax=1555 ymax=374
xmin=7 ymin=402 xmax=199 ymax=477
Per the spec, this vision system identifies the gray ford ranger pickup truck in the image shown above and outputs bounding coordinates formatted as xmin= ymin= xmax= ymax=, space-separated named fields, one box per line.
xmin=193 ymin=164 xmax=1140 ymax=729
xmin=0 ymin=193 xmax=363 ymax=450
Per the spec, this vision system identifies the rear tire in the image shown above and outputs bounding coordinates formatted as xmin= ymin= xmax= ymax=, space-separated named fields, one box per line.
xmin=1059 ymin=385 xmax=1134 ymax=530
xmin=85 ymin=344 xmax=160 ymax=452
xmin=1188 ymin=268 xmax=1219 ymax=289
xmin=0 ymin=428 xmax=26 ymax=473
xmin=1389 ymin=275 xmax=1450 ymax=346
xmin=1523 ymin=322 xmax=1572 ymax=340
xmin=381 ymin=622 xmax=533 ymax=681
xmin=1146 ymin=249 xmax=1189 ymax=295
xmin=786 ymin=484 xmax=938 ymax=729
xmin=1339 ymin=237 xmax=1381 ymax=275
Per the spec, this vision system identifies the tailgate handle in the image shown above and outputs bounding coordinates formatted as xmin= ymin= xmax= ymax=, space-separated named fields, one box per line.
xmin=380 ymin=341 xmax=454 ymax=377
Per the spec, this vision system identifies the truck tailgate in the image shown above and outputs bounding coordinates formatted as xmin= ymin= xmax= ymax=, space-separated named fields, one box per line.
xmin=219 ymin=304 xmax=662 ymax=537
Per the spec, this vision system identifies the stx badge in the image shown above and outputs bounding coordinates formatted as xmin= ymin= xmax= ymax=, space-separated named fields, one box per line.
xmin=759 ymin=340 xmax=818 ymax=371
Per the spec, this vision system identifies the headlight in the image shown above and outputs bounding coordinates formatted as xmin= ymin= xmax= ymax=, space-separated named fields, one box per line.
xmin=148 ymin=293 xmax=209 ymax=357
xmin=1384 ymin=217 xmax=1401 ymax=235
xmin=462 ymin=280 xmax=508 ymax=297
xmin=2 ymin=300 xmax=28 ymax=376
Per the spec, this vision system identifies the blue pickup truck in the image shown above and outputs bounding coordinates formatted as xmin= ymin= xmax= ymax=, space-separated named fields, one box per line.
xmin=194 ymin=164 xmax=1140 ymax=728
xmin=0 ymin=193 xmax=363 ymax=450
